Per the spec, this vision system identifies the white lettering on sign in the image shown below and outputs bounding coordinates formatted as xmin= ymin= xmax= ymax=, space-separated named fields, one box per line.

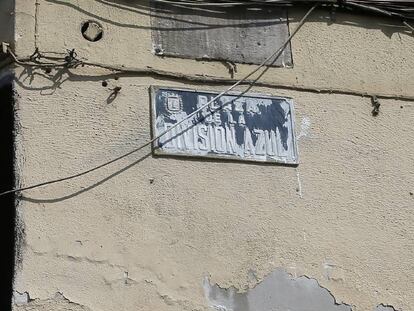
xmin=160 ymin=122 xmax=288 ymax=157
xmin=151 ymin=87 xmax=298 ymax=164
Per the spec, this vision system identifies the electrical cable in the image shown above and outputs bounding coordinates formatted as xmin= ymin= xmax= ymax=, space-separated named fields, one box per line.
xmin=0 ymin=4 xmax=318 ymax=198
xmin=4 ymin=49 xmax=413 ymax=101
xmin=149 ymin=0 xmax=414 ymax=20
xmin=3 ymin=47 xmax=414 ymax=101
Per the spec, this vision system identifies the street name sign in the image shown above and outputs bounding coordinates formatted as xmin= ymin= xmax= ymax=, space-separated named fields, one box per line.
xmin=150 ymin=87 xmax=298 ymax=165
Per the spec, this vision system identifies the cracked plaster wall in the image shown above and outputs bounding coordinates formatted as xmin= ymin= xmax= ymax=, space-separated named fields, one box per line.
xmin=8 ymin=0 xmax=414 ymax=311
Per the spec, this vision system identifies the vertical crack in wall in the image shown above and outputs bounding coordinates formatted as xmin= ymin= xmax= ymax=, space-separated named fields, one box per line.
xmin=203 ymin=269 xmax=352 ymax=311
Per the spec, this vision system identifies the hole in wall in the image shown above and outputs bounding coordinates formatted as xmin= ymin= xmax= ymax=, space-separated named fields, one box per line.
xmin=0 ymin=79 xmax=15 ymax=311
xmin=81 ymin=20 xmax=103 ymax=42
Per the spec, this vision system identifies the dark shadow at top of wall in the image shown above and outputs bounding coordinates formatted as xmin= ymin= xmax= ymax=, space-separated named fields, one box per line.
xmin=44 ymin=0 xmax=412 ymax=37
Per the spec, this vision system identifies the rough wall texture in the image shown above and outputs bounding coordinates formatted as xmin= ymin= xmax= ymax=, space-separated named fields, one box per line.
xmin=9 ymin=1 xmax=414 ymax=311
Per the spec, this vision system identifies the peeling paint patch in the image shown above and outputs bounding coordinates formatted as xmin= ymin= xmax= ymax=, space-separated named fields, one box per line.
xmin=203 ymin=269 xmax=352 ymax=311
xmin=374 ymin=304 xmax=400 ymax=311
xmin=13 ymin=292 xmax=91 ymax=311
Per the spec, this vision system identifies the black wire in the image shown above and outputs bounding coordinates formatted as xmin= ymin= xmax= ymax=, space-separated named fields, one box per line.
xmin=0 ymin=143 xmax=151 ymax=197
xmin=0 ymin=4 xmax=319 ymax=198
xmin=1 ymin=1 xmax=413 ymax=197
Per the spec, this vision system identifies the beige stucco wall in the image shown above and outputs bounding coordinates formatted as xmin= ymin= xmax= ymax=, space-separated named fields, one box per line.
xmin=10 ymin=1 xmax=414 ymax=311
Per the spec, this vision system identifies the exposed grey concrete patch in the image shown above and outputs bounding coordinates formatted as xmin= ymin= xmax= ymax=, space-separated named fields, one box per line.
xmin=295 ymin=167 xmax=303 ymax=198
xmin=203 ymin=269 xmax=352 ymax=311
xmin=374 ymin=304 xmax=399 ymax=311
xmin=150 ymin=2 xmax=292 ymax=67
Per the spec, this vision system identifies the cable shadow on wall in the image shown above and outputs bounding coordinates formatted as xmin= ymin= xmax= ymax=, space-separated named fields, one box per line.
xmin=20 ymin=152 xmax=152 ymax=204
xmin=17 ymin=71 xmax=297 ymax=204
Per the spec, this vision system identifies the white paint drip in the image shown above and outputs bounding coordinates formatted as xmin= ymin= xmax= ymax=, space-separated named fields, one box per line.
xmin=281 ymin=50 xmax=286 ymax=67
xmin=297 ymin=116 xmax=311 ymax=140
xmin=323 ymin=260 xmax=335 ymax=280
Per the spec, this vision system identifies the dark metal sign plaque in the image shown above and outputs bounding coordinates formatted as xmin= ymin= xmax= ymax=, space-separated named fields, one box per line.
xmin=150 ymin=86 xmax=298 ymax=165
xmin=150 ymin=2 xmax=292 ymax=67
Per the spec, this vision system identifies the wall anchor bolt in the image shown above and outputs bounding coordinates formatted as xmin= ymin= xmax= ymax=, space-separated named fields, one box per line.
xmin=371 ymin=95 xmax=380 ymax=116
